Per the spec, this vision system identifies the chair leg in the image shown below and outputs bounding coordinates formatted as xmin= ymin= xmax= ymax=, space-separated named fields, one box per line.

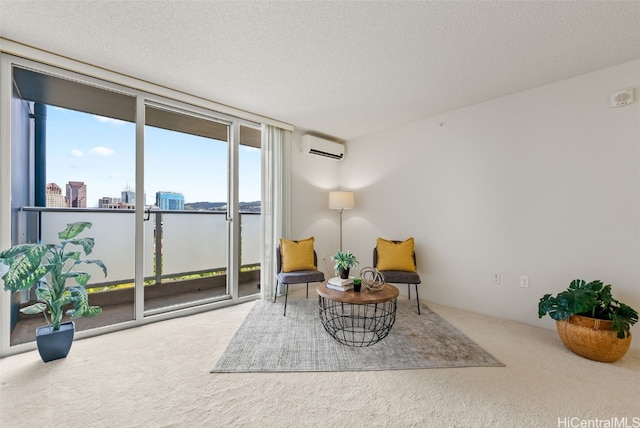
xmin=306 ymin=282 xmax=309 ymax=299
xmin=283 ymin=283 xmax=289 ymax=316
xmin=274 ymin=279 xmax=279 ymax=303
xmin=407 ymin=283 xmax=411 ymax=300
xmin=414 ymin=284 xmax=421 ymax=315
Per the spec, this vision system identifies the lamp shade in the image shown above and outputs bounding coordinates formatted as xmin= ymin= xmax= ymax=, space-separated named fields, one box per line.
xmin=329 ymin=191 xmax=355 ymax=210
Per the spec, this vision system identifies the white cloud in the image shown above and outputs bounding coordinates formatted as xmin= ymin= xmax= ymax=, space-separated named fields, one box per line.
xmin=93 ymin=115 xmax=126 ymax=125
xmin=90 ymin=146 xmax=115 ymax=156
xmin=70 ymin=149 xmax=84 ymax=157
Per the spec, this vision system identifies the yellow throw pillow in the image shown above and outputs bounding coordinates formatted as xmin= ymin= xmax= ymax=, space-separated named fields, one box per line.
xmin=280 ymin=237 xmax=316 ymax=272
xmin=376 ymin=237 xmax=416 ymax=272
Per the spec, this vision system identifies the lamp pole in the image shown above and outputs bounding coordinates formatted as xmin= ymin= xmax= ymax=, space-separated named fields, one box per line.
xmin=329 ymin=191 xmax=354 ymax=252
xmin=339 ymin=208 xmax=344 ymax=251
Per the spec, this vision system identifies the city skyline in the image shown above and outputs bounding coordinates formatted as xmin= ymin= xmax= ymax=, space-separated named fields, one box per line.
xmin=46 ymin=106 xmax=261 ymax=208
xmin=45 ymin=179 xmax=258 ymax=210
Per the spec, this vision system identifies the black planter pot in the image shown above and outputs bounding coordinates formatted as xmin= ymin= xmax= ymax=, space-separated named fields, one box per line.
xmin=36 ymin=321 xmax=75 ymax=363
xmin=339 ymin=268 xmax=350 ymax=279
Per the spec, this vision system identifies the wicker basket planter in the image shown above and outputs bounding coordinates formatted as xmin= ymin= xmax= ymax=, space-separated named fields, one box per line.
xmin=555 ymin=315 xmax=632 ymax=363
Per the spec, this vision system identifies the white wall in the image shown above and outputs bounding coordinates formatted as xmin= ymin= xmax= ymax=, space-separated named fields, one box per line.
xmin=292 ymin=59 xmax=640 ymax=349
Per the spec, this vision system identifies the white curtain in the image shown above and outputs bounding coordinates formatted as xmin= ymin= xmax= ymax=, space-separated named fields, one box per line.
xmin=260 ymin=125 xmax=291 ymax=301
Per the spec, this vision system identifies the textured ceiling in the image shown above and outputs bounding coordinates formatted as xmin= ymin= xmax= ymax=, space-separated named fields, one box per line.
xmin=1 ymin=1 xmax=639 ymax=141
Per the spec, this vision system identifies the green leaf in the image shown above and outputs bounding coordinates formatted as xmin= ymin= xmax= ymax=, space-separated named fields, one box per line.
xmin=63 ymin=251 xmax=81 ymax=263
xmin=81 ymin=259 xmax=108 ymax=277
xmin=538 ymin=294 xmax=553 ymax=318
xmin=2 ymin=247 xmax=53 ymax=291
xmin=68 ymin=237 xmax=95 ymax=256
xmin=59 ymin=289 xmax=74 ymax=306
xmin=80 ymin=306 xmax=102 ymax=318
xmin=563 ymin=282 xmax=598 ymax=315
xmin=19 ymin=302 xmax=47 ymax=314
xmin=66 ymin=271 xmax=94 ymax=286
xmin=568 ymin=279 xmax=587 ymax=290
xmin=66 ymin=286 xmax=101 ymax=318
xmin=0 ymin=243 xmax=39 ymax=260
xmin=74 ymin=272 xmax=91 ymax=286
xmin=35 ymin=286 xmax=52 ymax=302
xmin=5 ymin=245 xmax=47 ymax=272
xmin=58 ymin=222 xmax=92 ymax=240
xmin=538 ymin=294 xmax=572 ymax=320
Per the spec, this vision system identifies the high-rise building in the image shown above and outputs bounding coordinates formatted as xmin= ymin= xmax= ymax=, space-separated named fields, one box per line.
xmin=66 ymin=181 xmax=87 ymax=208
xmin=46 ymin=182 xmax=66 ymax=207
xmin=121 ymin=186 xmax=135 ymax=204
xmin=100 ymin=201 xmax=135 ymax=209
xmin=98 ymin=196 xmax=121 ymax=208
xmin=156 ymin=191 xmax=185 ymax=210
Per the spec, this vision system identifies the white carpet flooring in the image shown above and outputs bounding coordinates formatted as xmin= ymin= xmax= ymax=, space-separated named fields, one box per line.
xmin=1 ymin=289 xmax=639 ymax=427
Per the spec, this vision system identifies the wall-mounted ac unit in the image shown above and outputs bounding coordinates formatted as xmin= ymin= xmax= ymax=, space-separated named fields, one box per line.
xmin=302 ymin=135 xmax=344 ymax=160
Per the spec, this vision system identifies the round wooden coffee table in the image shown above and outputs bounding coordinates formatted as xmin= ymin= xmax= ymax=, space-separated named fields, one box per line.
xmin=316 ymin=282 xmax=399 ymax=347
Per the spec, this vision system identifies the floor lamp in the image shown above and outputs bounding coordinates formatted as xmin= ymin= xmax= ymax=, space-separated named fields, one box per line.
xmin=329 ymin=191 xmax=355 ymax=251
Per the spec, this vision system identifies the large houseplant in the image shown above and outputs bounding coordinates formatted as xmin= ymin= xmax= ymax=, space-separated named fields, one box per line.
xmin=331 ymin=250 xmax=358 ymax=279
xmin=0 ymin=222 xmax=107 ymax=362
xmin=538 ymin=279 xmax=638 ymax=362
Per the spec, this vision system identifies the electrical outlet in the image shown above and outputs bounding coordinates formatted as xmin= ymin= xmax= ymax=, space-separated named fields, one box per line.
xmin=492 ymin=273 xmax=501 ymax=284
xmin=520 ymin=276 xmax=529 ymax=288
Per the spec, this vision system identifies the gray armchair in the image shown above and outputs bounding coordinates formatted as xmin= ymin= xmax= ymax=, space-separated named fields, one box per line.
xmin=275 ymin=245 xmax=325 ymax=316
xmin=373 ymin=242 xmax=422 ymax=314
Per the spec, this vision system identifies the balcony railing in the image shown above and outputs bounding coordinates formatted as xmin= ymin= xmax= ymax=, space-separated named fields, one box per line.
xmin=10 ymin=207 xmax=261 ymax=345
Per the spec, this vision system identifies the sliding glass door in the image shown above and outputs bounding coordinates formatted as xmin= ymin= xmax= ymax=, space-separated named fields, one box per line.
xmin=143 ymin=104 xmax=232 ymax=313
xmin=2 ymin=56 xmax=262 ymax=355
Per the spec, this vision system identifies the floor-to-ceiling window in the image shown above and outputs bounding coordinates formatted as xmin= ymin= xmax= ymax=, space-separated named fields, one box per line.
xmin=7 ymin=66 xmax=138 ymax=346
xmin=0 ymin=55 xmax=263 ymax=354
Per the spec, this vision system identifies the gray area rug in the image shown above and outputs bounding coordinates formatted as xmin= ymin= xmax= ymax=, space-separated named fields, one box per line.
xmin=211 ymin=298 xmax=504 ymax=372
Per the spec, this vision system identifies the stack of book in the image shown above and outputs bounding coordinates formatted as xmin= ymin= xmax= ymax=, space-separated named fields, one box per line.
xmin=326 ymin=277 xmax=354 ymax=291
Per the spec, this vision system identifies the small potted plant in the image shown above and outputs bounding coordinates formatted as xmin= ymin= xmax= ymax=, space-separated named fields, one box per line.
xmin=352 ymin=278 xmax=362 ymax=292
xmin=0 ymin=222 xmax=107 ymax=362
xmin=331 ymin=250 xmax=358 ymax=279
xmin=538 ymin=279 xmax=638 ymax=362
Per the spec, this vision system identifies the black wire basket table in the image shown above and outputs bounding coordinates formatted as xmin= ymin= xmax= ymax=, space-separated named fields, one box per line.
xmin=317 ymin=282 xmax=399 ymax=347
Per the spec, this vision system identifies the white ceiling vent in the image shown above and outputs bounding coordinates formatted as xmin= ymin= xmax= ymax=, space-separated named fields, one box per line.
xmin=302 ymin=135 xmax=344 ymax=160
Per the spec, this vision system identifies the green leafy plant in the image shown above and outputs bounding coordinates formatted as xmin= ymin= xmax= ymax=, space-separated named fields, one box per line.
xmin=0 ymin=222 xmax=107 ymax=331
xmin=331 ymin=250 xmax=358 ymax=272
xmin=538 ymin=279 xmax=638 ymax=339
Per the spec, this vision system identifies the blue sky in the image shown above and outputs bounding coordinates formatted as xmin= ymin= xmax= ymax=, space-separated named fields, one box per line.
xmin=47 ymin=107 xmax=261 ymax=207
